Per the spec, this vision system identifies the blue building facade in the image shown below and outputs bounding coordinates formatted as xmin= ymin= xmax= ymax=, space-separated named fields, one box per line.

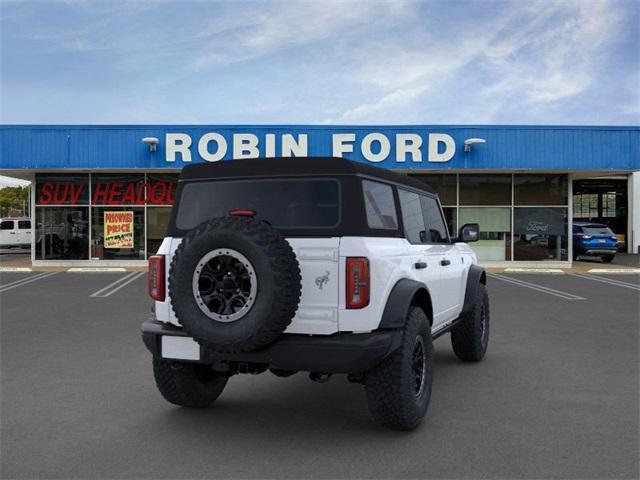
xmin=1 ymin=125 xmax=638 ymax=265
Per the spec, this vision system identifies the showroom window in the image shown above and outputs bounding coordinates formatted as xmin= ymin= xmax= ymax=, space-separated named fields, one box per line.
xmin=459 ymin=207 xmax=512 ymax=261
xmin=513 ymin=208 xmax=568 ymax=261
xmin=36 ymin=207 xmax=89 ymax=260
xmin=35 ymin=173 xmax=178 ymax=261
xmin=91 ymin=208 xmax=145 ymax=260
xmin=514 ymin=174 xmax=568 ymax=205
xmin=92 ymin=173 xmax=146 ymax=205
xmin=459 ymin=174 xmax=511 ymax=206
xmin=410 ymin=174 xmax=457 ymax=205
xmin=408 ymin=173 xmax=569 ymax=262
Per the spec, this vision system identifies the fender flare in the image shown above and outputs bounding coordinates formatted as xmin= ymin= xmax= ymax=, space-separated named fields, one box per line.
xmin=461 ymin=264 xmax=486 ymax=315
xmin=378 ymin=278 xmax=433 ymax=330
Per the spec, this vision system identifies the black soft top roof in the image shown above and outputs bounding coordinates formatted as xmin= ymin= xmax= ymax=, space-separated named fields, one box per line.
xmin=179 ymin=157 xmax=435 ymax=194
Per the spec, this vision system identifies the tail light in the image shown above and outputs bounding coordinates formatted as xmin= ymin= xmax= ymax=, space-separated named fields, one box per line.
xmin=229 ymin=209 xmax=256 ymax=217
xmin=346 ymin=257 xmax=369 ymax=309
xmin=148 ymin=255 xmax=165 ymax=301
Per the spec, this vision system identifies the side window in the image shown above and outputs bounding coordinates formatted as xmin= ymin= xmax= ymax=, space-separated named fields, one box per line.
xmin=18 ymin=220 xmax=31 ymax=229
xmin=362 ymin=180 xmax=398 ymax=230
xmin=420 ymin=196 xmax=449 ymax=243
xmin=1 ymin=220 xmax=15 ymax=230
xmin=398 ymin=189 xmax=426 ymax=243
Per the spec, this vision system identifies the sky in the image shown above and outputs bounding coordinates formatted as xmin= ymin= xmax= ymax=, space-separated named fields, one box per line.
xmin=0 ymin=0 xmax=639 ymax=126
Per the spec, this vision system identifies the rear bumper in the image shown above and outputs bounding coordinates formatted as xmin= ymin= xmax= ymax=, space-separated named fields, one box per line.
xmin=579 ymin=248 xmax=617 ymax=256
xmin=141 ymin=319 xmax=402 ymax=373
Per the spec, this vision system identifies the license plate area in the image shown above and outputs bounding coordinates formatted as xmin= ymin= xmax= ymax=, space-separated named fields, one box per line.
xmin=161 ymin=336 xmax=201 ymax=361
xmin=597 ymin=239 xmax=606 ymax=243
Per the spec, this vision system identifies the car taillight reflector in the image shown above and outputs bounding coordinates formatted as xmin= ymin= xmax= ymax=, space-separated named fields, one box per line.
xmin=346 ymin=257 xmax=369 ymax=309
xmin=148 ymin=255 xmax=165 ymax=301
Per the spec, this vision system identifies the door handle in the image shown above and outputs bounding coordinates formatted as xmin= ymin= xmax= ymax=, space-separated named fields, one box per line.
xmin=414 ymin=261 xmax=427 ymax=269
xmin=440 ymin=259 xmax=451 ymax=266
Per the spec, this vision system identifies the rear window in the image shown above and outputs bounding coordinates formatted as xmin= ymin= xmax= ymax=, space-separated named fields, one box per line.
xmin=1 ymin=220 xmax=14 ymax=230
xmin=175 ymin=178 xmax=340 ymax=230
xmin=582 ymin=226 xmax=614 ymax=235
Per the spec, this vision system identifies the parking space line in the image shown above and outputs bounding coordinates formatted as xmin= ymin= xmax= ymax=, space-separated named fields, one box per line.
xmin=570 ymin=273 xmax=640 ymax=291
xmin=90 ymin=272 xmax=146 ymax=298
xmin=489 ymin=273 xmax=586 ymax=300
xmin=0 ymin=272 xmax=59 ymax=293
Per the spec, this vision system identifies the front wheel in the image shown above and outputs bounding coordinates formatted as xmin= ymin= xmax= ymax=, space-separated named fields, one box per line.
xmin=451 ymin=283 xmax=490 ymax=362
xmin=364 ymin=306 xmax=433 ymax=430
xmin=152 ymin=359 xmax=228 ymax=408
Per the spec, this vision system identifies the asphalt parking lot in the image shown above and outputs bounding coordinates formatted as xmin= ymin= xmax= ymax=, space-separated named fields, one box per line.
xmin=1 ymin=270 xmax=638 ymax=479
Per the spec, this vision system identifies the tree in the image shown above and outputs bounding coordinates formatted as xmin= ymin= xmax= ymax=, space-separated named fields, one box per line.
xmin=0 ymin=186 xmax=29 ymax=217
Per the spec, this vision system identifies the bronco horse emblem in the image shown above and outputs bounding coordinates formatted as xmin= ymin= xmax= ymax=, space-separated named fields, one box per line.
xmin=315 ymin=271 xmax=330 ymax=290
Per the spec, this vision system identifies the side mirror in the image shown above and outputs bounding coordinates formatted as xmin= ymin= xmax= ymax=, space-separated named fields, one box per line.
xmin=458 ymin=223 xmax=480 ymax=243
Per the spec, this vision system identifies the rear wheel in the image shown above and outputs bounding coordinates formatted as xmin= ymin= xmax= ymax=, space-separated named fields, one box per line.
xmin=601 ymin=255 xmax=615 ymax=263
xmin=451 ymin=283 xmax=490 ymax=362
xmin=152 ymin=359 xmax=228 ymax=408
xmin=364 ymin=306 xmax=433 ymax=430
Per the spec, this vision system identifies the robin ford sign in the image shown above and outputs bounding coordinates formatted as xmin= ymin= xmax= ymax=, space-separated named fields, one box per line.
xmin=165 ymin=132 xmax=456 ymax=164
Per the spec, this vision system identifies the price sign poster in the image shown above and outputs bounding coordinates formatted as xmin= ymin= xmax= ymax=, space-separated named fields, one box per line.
xmin=104 ymin=211 xmax=134 ymax=248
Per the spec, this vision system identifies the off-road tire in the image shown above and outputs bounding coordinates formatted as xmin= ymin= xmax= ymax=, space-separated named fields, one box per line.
xmin=152 ymin=358 xmax=228 ymax=408
xmin=364 ymin=306 xmax=433 ymax=431
xmin=451 ymin=283 xmax=489 ymax=362
xmin=169 ymin=216 xmax=301 ymax=353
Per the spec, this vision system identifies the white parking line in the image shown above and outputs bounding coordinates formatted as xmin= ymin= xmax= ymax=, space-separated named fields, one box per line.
xmin=0 ymin=272 xmax=59 ymax=293
xmin=570 ymin=273 xmax=640 ymax=291
xmin=489 ymin=273 xmax=586 ymax=300
xmin=90 ymin=271 xmax=146 ymax=298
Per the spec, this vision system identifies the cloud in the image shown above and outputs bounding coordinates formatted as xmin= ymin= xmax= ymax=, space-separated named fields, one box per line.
xmin=333 ymin=85 xmax=429 ymax=123
xmin=188 ymin=0 xmax=406 ymax=71
xmin=1 ymin=0 xmax=637 ymax=125
xmin=332 ymin=0 xmax=631 ymax=123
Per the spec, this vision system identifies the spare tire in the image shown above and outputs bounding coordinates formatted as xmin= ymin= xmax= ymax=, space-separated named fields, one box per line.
xmin=169 ymin=216 xmax=301 ymax=353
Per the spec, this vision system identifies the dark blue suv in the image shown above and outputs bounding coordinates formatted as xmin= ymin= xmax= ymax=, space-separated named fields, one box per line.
xmin=573 ymin=222 xmax=619 ymax=262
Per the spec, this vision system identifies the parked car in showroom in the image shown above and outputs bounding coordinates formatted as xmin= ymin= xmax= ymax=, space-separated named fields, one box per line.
xmin=572 ymin=222 xmax=619 ymax=262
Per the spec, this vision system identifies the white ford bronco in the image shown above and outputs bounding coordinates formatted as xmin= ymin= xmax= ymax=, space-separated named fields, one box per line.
xmin=142 ymin=157 xmax=489 ymax=430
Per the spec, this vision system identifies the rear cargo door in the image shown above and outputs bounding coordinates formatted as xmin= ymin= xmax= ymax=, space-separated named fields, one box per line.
xmin=285 ymin=237 xmax=340 ymax=335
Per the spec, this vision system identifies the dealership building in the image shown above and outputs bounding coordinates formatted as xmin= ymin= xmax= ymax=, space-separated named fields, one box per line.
xmin=1 ymin=125 xmax=638 ymax=267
